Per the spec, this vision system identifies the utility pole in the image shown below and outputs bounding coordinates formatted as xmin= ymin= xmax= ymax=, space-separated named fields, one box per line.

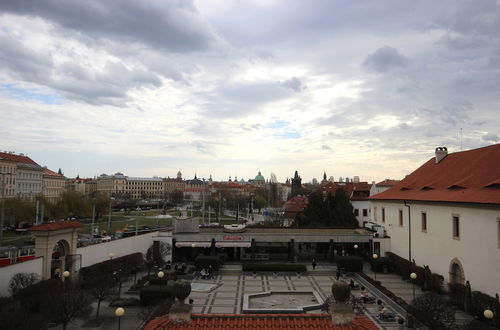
xmin=91 ymin=204 xmax=95 ymax=236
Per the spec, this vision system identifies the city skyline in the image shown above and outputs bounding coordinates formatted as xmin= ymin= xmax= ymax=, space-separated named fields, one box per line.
xmin=1 ymin=1 xmax=499 ymax=182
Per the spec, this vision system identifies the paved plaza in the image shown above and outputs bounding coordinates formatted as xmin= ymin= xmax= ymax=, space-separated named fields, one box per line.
xmin=62 ymin=263 xmax=440 ymax=329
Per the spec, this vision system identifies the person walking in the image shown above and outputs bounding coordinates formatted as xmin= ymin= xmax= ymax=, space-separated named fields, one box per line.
xmin=312 ymin=257 xmax=317 ymax=270
xmin=336 ymin=269 xmax=341 ymax=280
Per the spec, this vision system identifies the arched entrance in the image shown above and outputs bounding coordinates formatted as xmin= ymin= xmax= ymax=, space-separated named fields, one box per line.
xmin=30 ymin=221 xmax=83 ymax=280
xmin=449 ymin=258 xmax=465 ymax=285
xmin=51 ymin=239 xmax=70 ymax=278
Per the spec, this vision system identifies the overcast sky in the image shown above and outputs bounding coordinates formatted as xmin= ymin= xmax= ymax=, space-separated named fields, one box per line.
xmin=1 ymin=0 xmax=499 ymax=183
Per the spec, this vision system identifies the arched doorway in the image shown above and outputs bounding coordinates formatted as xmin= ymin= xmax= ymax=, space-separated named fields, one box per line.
xmin=51 ymin=239 xmax=70 ymax=278
xmin=449 ymin=258 xmax=465 ymax=285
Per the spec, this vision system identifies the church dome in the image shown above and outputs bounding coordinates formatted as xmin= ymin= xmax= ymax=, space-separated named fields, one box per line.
xmin=254 ymin=171 xmax=265 ymax=182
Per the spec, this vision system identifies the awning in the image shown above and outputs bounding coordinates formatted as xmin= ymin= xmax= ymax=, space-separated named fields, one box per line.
xmin=215 ymin=241 xmax=251 ymax=248
xmin=175 ymin=242 xmax=211 ymax=248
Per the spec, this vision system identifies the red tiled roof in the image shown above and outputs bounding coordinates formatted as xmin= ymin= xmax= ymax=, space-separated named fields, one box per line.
xmin=43 ymin=168 xmax=64 ymax=177
xmin=30 ymin=221 xmax=83 ymax=231
xmin=318 ymin=182 xmax=372 ymax=201
xmin=370 ymin=144 xmax=500 ymax=204
xmin=284 ymin=195 xmax=309 ymax=218
xmin=145 ymin=314 xmax=378 ymax=330
xmin=0 ymin=152 xmax=39 ymax=166
xmin=376 ymin=179 xmax=400 ymax=186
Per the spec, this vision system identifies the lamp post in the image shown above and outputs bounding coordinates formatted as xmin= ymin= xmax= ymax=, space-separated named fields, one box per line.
xmin=354 ymin=244 xmax=358 ymax=256
xmin=410 ymin=272 xmax=417 ymax=302
xmin=62 ymin=270 xmax=70 ymax=292
xmin=115 ymin=307 xmax=125 ymax=330
xmin=157 ymin=270 xmax=166 ymax=295
xmin=484 ymin=309 xmax=495 ymax=328
xmin=372 ymin=254 xmax=378 ymax=280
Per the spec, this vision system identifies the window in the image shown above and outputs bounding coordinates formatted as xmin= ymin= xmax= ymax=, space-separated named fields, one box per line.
xmin=374 ymin=207 xmax=378 ymax=221
xmin=398 ymin=209 xmax=403 ymax=227
xmin=421 ymin=212 xmax=427 ymax=232
xmin=354 ymin=209 xmax=359 ymax=216
xmin=452 ymin=215 xmax=460 ymax=239
xmin=363 ymin=209 xmax=368 ymax=217
xmin=382 ymin=207 xmax=385 ymax=223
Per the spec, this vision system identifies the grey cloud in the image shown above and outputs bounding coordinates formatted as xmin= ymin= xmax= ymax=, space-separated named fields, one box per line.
xmin=482 ymin=132 xmax=499 ymax=142
xmin=363 ymin=46 xmax=410 ymax=72
xmin=280 ymin=77 xmax=303 ymax=92
xmin=199 ymin=81 xmax=295 ymax=118
xmin=0 ymin=35 xmax=162 ymax=106
xmin=0 ymin=0 xmax=215 ymax=53
xmin=321 ymin=145 xmax=332 ymax=150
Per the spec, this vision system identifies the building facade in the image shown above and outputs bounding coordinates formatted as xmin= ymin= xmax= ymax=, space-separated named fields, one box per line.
xmin=0 ymin=156 xmax=17 ymax=198
xmin=370 ymin=144 xmax=500 ymax=297
xmin=42 ymin=168 xmax=66 ymax=203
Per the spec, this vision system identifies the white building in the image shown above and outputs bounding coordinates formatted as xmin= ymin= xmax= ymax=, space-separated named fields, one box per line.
xmin=370 ymin=144 xmax=500 ymax=297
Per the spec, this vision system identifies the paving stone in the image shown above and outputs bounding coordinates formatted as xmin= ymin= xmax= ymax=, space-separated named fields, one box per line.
xmin=212 ymin=298 xmax=237 ymax=305
xmin=215 ymin=292 xmax=237 ymax=298
xmin=210 ymin=306 xmax=236 ymax=314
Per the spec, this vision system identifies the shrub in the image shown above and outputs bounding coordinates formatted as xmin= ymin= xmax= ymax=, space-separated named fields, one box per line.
xmin=448 ymin=283 xmax=466 ymax=307
xmin=9 ymin=272 xmax=40 ymax=296
xmin=470 ymin=291 xmax=498 ymax=318
xmin=194 ymin=256 xmax=223 ymax=271
xmin=331 ymin=282 xmax=351 ymax=303
xmin=80 ymin=253 xmax=143 ymax=280
xmin=173 ymin=280 xmax=191 ymax=304
xmin=429 ymin=273 xmax=444 ymax=294
xmin=336 ymin=256 xmax=363 ymax=272
xmin=369 ymin=257 xmax=393 ymax=273
xmin=242 ymin=263 xmax=307 ymax=272
xmin=140 ymin=285 xmax=175 ymax=306
xmin=386 ymin=252 xmax=411 ymax=278
xmin=408 ymin=293 xmax=456 ymax=329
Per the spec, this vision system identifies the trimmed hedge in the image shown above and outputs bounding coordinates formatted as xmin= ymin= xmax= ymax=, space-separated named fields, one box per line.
xmin=242 ymin=263 xmax=306 ymax=272
xmin=370 ymin=257 xmax=394 ymax=273
xmin=140 ymin=284 xmax=175 ymax=306
xmin=80 ymin=252 xmax=143 ymax=281
xmin=336 ymin=256 xmax=363 ymax=272
xmin=194 ymin=256 xmax=223 ymax=271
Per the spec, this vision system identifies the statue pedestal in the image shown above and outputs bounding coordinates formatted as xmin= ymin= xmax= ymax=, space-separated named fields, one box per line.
xmin=329 ymin=303 xmax=354 ymax=325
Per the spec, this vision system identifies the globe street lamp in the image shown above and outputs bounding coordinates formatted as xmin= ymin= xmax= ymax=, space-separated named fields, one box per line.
xmin=484 ymin=309 xmax=494 ymax=319
xmin=115 ymin=307 xmax=125 ymax=330
xmin=372 ymin=254 xmax=378 ymax=281
xmin=158 ymin=270 xmax=166 ymax=294
xmin=62 ymin=270 xmax=70 ymax=292
xmin=410 ymin=272 xmax=417 ymax=301
xmin=108 ymin=253 xmax=114 ymax=259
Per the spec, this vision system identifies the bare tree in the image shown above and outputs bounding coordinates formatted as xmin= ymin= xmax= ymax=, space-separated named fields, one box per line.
xmin=9 ymin=272 xmax=40 ymax=296
xmin=44 ymin=283 xmax=93 ymax=330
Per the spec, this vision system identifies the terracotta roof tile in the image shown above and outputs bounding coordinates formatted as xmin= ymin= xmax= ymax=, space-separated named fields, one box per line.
xmin=43 ymin=168 xmax=64 ymax=177
xmin=370 ymin=144 xmax=500 ymax=204
xmin=0 ymin=152 xmax=39 ymax=166
xmin=30 ymin=221 xmax=83 ymax=231
xmin=376 ymin=179 xmax=400 ymax=186
xmin=144 ymin=314 xmax=378 ymax=330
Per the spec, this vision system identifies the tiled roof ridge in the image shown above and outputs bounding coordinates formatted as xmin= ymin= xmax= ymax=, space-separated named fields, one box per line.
xmin=370 ymin=143 xmax=500 ymax=204
xmin=0 ymin=151 xmax=39 ymax=166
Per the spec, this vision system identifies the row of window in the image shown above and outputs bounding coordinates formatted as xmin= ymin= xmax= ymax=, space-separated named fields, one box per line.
xmin=353 ymin=209 xmax=369 ymax=217
xmin=19 ymin=172 xmax=42 ymax=180
xmin=373 ymin=207 xmax=464 ymax=239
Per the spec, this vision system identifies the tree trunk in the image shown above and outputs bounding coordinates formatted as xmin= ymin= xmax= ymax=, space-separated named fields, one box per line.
xmin=96 ymin=299 xmax=101 ymax=320
xmin=63 ymin=322 xmax=67 ymax=330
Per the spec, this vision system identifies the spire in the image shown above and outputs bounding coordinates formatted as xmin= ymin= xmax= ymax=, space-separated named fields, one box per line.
xmin=323 ymin=172 xmax=327 ymax=181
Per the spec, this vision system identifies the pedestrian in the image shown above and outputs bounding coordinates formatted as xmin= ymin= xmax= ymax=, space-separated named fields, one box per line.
xmin=336 ymin=269 xmax=341 ymax=280
xmin=312 ymin=257 xmax=317 ymax=270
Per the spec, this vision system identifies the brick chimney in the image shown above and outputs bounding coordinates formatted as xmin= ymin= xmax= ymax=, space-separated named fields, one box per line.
xmin=435 ymin=147 xmax=448 ymax=164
